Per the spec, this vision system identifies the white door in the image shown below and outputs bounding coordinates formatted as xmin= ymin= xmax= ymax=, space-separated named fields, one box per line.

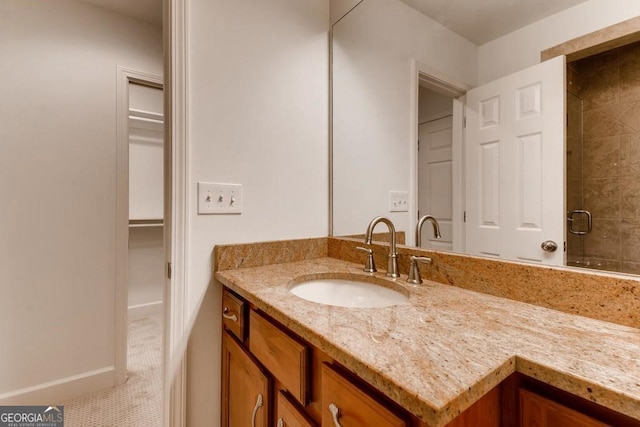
xmin=418 ymin=116 xmax=453 ymax=250
xmin=465 ymin=55 xmax=566 ymax=265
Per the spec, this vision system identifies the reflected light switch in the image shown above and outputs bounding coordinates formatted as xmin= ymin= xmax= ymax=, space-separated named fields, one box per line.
xmin=389 ymin=191 xmax=408 ymax=212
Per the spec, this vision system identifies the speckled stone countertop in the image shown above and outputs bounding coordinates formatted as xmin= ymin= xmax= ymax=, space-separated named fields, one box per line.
xmin=215 ymin=256 xmax=640 ymax=427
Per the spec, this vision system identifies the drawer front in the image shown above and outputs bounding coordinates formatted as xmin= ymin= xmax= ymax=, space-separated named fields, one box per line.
xmin=222 ymin=289 xmax=246 ymax=341
xmin=276 ymin=390 xmax=317 ymax=427
xmin=321 ymin=363 xmax=409 ymax=427
xmin=249 ymin=310 xmax=310 ymax=405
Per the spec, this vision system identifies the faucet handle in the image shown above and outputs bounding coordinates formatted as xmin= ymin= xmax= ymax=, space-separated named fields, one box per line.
xmin=406 ymin=256 xmax=432 ymax=285
xmin=355 ymin=246 xmax=377 ymax=273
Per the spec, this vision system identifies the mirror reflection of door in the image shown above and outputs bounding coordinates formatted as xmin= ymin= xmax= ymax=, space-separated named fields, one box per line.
xmin=417 ymin=86 xmax=454 ymax=250
xmin=465 ymin=56 xmax=566 ymax=266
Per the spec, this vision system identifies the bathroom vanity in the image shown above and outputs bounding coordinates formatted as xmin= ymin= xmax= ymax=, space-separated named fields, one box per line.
xmin=215 ymin=237 xmax=640 ymax=427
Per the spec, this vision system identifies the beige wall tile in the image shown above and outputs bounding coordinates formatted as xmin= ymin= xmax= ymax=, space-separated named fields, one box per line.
xmin=580 ymin=64 xmax=619 ymax=110
xmin=567 ymin=232 xmax=584 ymax=257
xmin=616 ymin=40 xmax=640 ymax=64
xmin=621 ymin=173 xmax=640 ymax=219
xmin=577 ymin=48 xmax=618 ymax=72
xmin=616 ymin=101 xmax=640 ymax=132
xmin=583 ymin=218 xmax=621 ymax=259
xmin=620 ymin=133 xmax=640 ymax=172
xmin=621 ymin=220 xmax=640 ymax=262
xmin=583 ymin=109 xmax=625 ymax=138
xmin=583 ymin=178 xmax=620 ymax=219
xmin=619 ymin=57 xmax=640 ymax=103
xmin=583 ymin=134 xmax=620 ymax=179
xmin=621 ymin=261 xmax=640 ymax=275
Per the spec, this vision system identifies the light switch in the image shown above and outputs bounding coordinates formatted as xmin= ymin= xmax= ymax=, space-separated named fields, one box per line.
xmin=389 ymin=191 xmax=408 ymax=212
xmin=198 ymin=182 xmax=243 ymax=214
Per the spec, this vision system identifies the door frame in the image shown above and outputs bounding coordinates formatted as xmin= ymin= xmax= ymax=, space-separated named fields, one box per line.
xmin=410 ymin=61 xmax=470 ymax=248
xmin=115 ymin=1 xmax=188 ymax=425
xmin=115 ymin=67 xmax=163 ymax=386
xmin=164 ymin=0 xmax=189 ymax=425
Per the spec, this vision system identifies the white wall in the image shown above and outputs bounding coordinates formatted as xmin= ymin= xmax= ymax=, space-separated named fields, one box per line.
xmin=418 ymin=87 xmax=453 ymax=124
xmin=185 ymin=0 xmax=330 ymax=425
xmin=332 ymin=0 xmax=476 ymax=241
xmin=478 ymin=0 xmax=640 ymax=84
xmin=0 ymin=0 xmax=162 ymax=403
xmin=128 ymin=227 xmax=164 ymax=317
xmin=331 ymin=0 xmax=362 ymax=25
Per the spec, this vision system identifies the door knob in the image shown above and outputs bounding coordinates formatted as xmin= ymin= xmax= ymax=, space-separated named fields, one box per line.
xmin=541 ymin=240 xmax=558 ymax=252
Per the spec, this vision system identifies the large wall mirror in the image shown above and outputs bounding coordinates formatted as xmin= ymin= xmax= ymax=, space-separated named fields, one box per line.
xmin=331 ymin=0 xmax=640 ymax=276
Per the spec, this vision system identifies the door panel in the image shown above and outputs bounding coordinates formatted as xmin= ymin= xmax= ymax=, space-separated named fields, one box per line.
xmin=418 ymin=116 xmax=454 ymax=250
xmin=466 ymin=55 xmax=566 ymax=265
xmin=222 ymin=331 xmax=270 ymax=427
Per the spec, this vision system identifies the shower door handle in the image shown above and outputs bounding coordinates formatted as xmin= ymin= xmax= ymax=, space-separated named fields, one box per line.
xmin=568 ymin=210 xmax=592 ymax=235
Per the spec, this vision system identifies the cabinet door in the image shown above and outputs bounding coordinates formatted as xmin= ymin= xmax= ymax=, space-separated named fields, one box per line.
xmin=249 ymin=310 xmax=310 ymax=404
xmin=276 ymin=390 xmax=317 ymax=427
xmin=321 ymin=363 xmax=409 ymax=427
xmin=520 ymin=388 xmax=610 ymax=427
xmin=222 ymin=331 xmax=271 ymax=427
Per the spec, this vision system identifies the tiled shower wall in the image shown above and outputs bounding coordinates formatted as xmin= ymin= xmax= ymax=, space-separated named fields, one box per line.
xmin=568 ymin=41 xmax=640 ymax=274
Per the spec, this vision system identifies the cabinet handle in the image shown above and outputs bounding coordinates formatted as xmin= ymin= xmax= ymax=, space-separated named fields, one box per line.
xmin=329 ymin=403 xmax=343 ymax=427
xmin=222 ymin=307 xmax=238 ymax=322
xmin=251 ymin=393 xmax=263 ymax=427
xmin=277 ymin=419 xmax=284 ymax=427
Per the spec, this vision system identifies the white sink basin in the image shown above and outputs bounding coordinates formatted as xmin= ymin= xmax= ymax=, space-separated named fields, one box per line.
xmin=289 ymin=275 xmax=409 ymax=308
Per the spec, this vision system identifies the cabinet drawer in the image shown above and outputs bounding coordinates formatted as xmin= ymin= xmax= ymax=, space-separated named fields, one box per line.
xmin=276 ymin=390 xmax=317 ymax=427
xmin=222 ymin=289 xmax=246 ymax=341
xmin=321 ymin=363 xmax=409 ymax=427
xmin=249 ymin=310 xmax=310 ymax=405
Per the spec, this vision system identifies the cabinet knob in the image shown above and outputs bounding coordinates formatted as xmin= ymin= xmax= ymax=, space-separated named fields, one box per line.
xmin=329 ymin=403 xmax=343 ymax=427
xmin=222 ymin=306 xmax=238 ymax=322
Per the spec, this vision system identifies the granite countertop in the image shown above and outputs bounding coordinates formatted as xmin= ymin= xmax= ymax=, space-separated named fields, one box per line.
xmin=215 ymin=256 xmax=640 ymax=427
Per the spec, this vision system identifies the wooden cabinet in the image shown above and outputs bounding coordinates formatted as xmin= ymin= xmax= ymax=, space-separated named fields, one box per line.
xmin=220 ymin=287 xmax=638 ymax=427
xmin=249 ymin=310 xmax=310 ymax=405
xmin=221 ymin=330 xmax=271 ymax=427
xmin=444 ymin=386 xmax=501 ymax=427
xmin=320 ymin=362 xmax=410 ymax=427
xmin=519 ymin=388 xmax=609 ymax=427
xmin=276 ymin=390 xmax=318 ymax=427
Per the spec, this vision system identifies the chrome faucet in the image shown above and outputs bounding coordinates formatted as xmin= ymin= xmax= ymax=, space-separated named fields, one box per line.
xmin=416 ymin=215 xmax=441 ymax=247
xmin=355 ymin=246 xmax=376 ymax=273
xmin=407 ymin=256 xmax=432 ymax=285
xmin=364 ymin=216 xmax=399 ymax=278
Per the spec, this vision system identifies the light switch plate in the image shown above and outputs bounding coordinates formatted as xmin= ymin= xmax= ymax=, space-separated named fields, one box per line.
xmin=389 ymin=191 xmax=409 ymax=212
xmin=198 ymin=182 xmax=243 ymax=214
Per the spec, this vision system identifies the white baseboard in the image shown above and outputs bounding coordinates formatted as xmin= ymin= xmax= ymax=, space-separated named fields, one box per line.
xmin=0 ymin=366 xmax=115 ymax=405
xmin=128 ymin=300 xmax=163 ymax=320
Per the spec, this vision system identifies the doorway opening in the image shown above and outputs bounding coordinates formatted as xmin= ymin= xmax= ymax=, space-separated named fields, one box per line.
xmin=119 ymin=69 xmax=165 ymax=398
xmin=413 ymin=67 xmax=467 ymax=250
xmin=417 ymin=87 xmax=454 ymax=251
